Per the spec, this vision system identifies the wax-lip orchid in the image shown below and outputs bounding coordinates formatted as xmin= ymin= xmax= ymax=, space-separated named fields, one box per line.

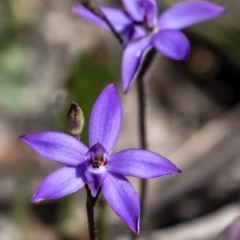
xmin=20 ymin=84 xmax=180 ymax=233
xmin=71 ymin=1 xmax=225 ymax=92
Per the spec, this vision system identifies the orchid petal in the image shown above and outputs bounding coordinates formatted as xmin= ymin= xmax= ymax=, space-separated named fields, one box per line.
xmin=101 ymin=7 xmax=132 ymax=32
xmin=122 ymin=25 xmax=136 ymax=46
xmin=121 ymin=0 xmax=142 ymax=22
xmin=71 ymin=5 xmax=132 ymax=32
xmin=109 ymin=149 xmax=181 ymax=178
xmin=20 ymin=132 xmax=88 ymax=166
xmin=122 ymin=37 xmax=152 ymax=92
xmin=31 ymin=166 xmax=86 ymax=202
xmin=122 ymin=25 xmax=147 ymax=46
xmin=138 ymin=0 xmax=158 ymax=28
xmin=102 ymin=173 xmax=140 ymax=234
xmin=89 ymin=84 xmax=122 ymax=154
xmin=84 ymin=167 xmax=108 ymax=197
xmin=159 ymin=1 xmax=225 ymax=30
xmin=152 ymin=29 xmax=189 ymax=60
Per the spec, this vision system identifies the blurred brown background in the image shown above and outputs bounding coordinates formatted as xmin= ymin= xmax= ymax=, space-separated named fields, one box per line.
xmin=1 ymin=0 xmax=240 ymax=239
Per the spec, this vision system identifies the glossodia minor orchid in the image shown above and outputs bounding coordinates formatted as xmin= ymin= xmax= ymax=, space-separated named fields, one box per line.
xmin=20 ymin=84 xmax=180 ymax=233
xmin=72 ymin=1 xmax=225 ymax=92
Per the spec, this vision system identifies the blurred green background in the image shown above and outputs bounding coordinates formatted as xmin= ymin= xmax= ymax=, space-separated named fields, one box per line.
xmin=1 ymin=0 xmax=240 ymax=240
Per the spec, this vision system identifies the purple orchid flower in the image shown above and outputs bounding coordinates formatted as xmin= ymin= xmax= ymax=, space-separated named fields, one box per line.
xmin=20 ymin=84 xmax=180 ymax=233
xmin=71 ymin=1 xmax=225 ymax=92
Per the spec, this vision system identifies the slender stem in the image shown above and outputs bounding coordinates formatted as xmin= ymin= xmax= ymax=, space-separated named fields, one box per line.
xmin=85 ymin=185 xmax=101 ymax=240
xmin=137 ymin=74 xmax=147 ymax=217
xmin=130 ymin=75 xmax=147 ymax=240
xmin=137 ymin=76 xmax=147 ymax=150
xmin=131 ymin=49 xmax=156 ymax=240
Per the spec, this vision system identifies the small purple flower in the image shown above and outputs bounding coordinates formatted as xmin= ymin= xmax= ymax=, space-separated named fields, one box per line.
xmin=20 ymin=84 xmax=180 ymax=233
xmin=71 ymin=1 xmax=225 ymax=92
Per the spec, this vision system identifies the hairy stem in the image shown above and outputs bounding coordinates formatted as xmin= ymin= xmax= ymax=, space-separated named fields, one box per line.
xmin=131 ymin=49 xmax=156 ymax=240
xmin=137 ymin=73 xmax=148 ymax=217
xmin=85 ymin=185 xmax=101 ymax=240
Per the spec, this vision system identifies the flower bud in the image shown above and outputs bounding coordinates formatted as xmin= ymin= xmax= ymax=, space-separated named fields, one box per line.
xmin=67 ymin=102 xmax=84 ymax=138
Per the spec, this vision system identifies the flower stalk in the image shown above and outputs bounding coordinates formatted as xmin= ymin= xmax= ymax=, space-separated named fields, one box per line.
xmin=68 ymin=102 xmax=98 ymax=240
xmin=132 ymin=49 xmax=156 ymax=239
xmin=85 ymin=185 xmax=101 ymax=240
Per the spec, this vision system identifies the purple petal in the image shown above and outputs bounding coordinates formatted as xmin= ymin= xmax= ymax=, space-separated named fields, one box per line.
xmin=71 ymin=5 xmax=108 ymax=30
xmin=89 ymin=84 xmax=122 ymax=154
xmin=102 ymin=173 xmax=140 ymax=233
xmin=20 ymin=132 xmax=88 ymax=166
xmin=138 ymin=0 xmax=158 ymax=28
xmin=109 ymin=149 xmax=181 ymax=178
xmin=159 ymin=1 xmax=225 ymax=30
xmin=122 ymin=25 xmax=147 ymax=46
xmin=122 ymin=0 xmax=158 ymax=26
xmin=71 ymin=5 xmax=132 ymax=32
xmin=152 ymin=29 xmax=190 ymax=60
xmin=84 ymin=168 xmax=107 ymax=197
xmin=122 ymin=37 xmax=152 ymax=92
xmin=32 ymin=166 xmax=86 ymax=202
xmin=101 ymin=7 xmax=132 ymax=32
xmin=122 ymin=0 xmax=142 ymax=22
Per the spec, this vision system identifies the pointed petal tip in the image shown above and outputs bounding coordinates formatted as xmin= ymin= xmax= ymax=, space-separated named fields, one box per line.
xmin=106 ymin=83 xmax=116 ymax=90
xmin=170 ymin=166 xmax=182 ymax=175
xmin=167 ymin=162 xmax=182 ymax=174
xmin=70 ymin=5 xmax=80 ymax=13
xmin=20 ymin=134 xmax=32 ymax=144
xmin=129 ymin=215 xmax=140 ymax=234
xmin=136 ymin=217 xmax=140 ymax=235
xmin=176 ymin=168 xmax=182 ymax=174
xmin=218 ymin=6 xmax=226 ymax=14
xmin=123 ymin=84 xmax=130 ymax=94
xmin=174 ymin=50 xmax=190 ymax=60
xmin=31 ymin=192 xmax=43 ymax=203
xmin=210 ymin=4 xmax=226 ymax=15
xmin=131 ymin=214 xmax=140 ymax=234
xmin=102 ymin=83 xmax=118 ymax=96
xmin=181 ymin=50 xmax=190 ymax=60
xmin=102 ymin=173 xmax=140 ymax=234
xmin=20 ymin=134 xmax=33 ymax=144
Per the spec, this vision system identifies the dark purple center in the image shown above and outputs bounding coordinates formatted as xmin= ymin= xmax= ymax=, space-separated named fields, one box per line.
xmin=86 ymin=143 xmax=108 ymax=169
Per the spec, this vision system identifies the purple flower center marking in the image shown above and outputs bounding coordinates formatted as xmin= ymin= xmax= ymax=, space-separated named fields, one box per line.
xmin=92 ymin=153 xmax=105 ymax=168
xmin=86 ymin=143 xmax=108 ymax=172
